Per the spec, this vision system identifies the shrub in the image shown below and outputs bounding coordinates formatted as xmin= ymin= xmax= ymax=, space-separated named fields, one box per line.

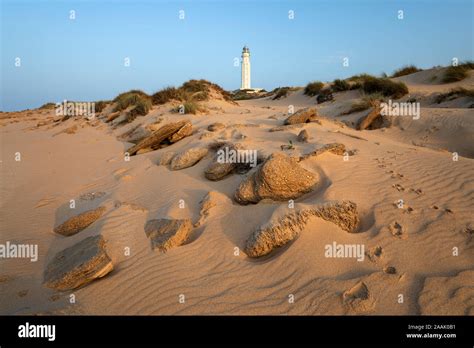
xmin=113 ymin=91 xmax=152 ymax=116
xmin=151 ymin=87 xmax=181 ymax=105
xmin=434 ymin=87 xmax=474 ymax=103
xmin=172 ymin=101 xmax=204 ymax=114
xmin=304 ymin=81 xmax=324 ymax=96
xmin=316 ymin=88 xmax=334 ymax=103
xmin=332 ymin=79 xmax=350 ymax=92
xmin=342 ymin=93 xmax=384 ymax=115
xmin=94 ymin=101 xmax=108 ymax=113
xmin=391 ymin=65 xmax=421 ymax=78
xmin=442 ymin=62 xmax=473 ymax=83
xmin=39 ymin=102 xmax=56 ymax=109
xmin=362 ymin=77 xmax=408 ymax=99
xmin=272 ymin=87 xmax=290 ymax=100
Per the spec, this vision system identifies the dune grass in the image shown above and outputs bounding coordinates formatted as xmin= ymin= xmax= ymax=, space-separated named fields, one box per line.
xmin=303 ymin=81 xmax=324 ymax=96
xmin=331 ymin=79 xmax=351 ymax=92
xmin=361 ymin=77 xmax=408 ymax=99
xmin=442 ymin=62 xmax=474 ymax=83
xmin=434 ymin=87 xmax=474 ymax=103
xmin=391 ymin=65 xmax=421 ymax=78
xmin=272 ymin=87 xmax=291 ymax=100
xmin=113 ymin=91 xmax=152 ymax=117
xmin=342 ymin=93 xmax=384 ymax=115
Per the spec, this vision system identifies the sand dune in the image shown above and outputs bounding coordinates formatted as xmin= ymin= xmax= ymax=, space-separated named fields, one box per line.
xmin=0 ymin=71 xmax=473 ymax=315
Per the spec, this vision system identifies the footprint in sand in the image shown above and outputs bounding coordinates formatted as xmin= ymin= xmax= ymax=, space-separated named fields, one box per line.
xmin=365 ymin=246 xmax=383 ymax=263
xmin=392 ymin=183 xmax=405 ymax=192
xmin=342 ymin=281 xmax=375 ymax=313
xmin=389 ymin=221 xmax=406 ymax=239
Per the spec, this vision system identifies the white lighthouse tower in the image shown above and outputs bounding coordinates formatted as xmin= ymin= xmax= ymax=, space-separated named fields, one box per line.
xmin=240 ymin=46 xmax=251 ymax=90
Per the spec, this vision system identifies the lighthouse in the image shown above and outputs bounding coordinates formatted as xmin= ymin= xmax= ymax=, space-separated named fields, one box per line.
xmin=240 ymin=46 xmax=251 ymax=90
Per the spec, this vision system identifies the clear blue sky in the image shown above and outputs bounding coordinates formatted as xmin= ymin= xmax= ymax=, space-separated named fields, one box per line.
xmin=1 ymin=0 xmax=473 ymax=111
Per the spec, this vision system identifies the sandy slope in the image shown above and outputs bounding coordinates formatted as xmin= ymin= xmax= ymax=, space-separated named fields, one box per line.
xmin=0 ymin=70 xmax=473 ymax=315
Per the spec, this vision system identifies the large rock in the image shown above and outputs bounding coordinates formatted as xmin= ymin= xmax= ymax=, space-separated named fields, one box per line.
xmin=43 ymin=235 xmax=113 ymax=291
xmin=204 ymin=143 xmax=247 ymax=181
xmin=169 ymin=121 xmax=193 ymax=143
xmin=245 ymin=201 xmax=359 ymax=257
xmin=144 ymin=218 xmax=192 ymax=252
xmin=357 ymin=104 xmax=390 ymax=130
xmin=284 ymin=107 xmax=318 ymax=125
xmin=54 ymin=206 xmax=106 ymax=236
xmin=170 ymin=147 xmax=209 ymax=170
xmin=234 ymin=152 xmax=318 ymax=204
xmin=126 ymin=120 xmax=192 ymax=156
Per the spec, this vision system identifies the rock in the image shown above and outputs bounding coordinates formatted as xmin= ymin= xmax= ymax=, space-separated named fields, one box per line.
xmin=144 ymin=218 xmax=193 ymax=252
xmin=357 ymin=104 xmax=390 ymax=130
xmin=136 ymin=148 xmax=153 ymax=155
xmin=169 ymin=121 xmax=193 ymax=143
xmin=159 ymin=151 xmax=176 ymax=165
xmin=43 ymin=235 xmax=113 ymax=291
xmin=244 ymin=201 xmax=360 ymax=257
xmin=269 ymin=124 xmax=305 ymax=132
xmin=208 ymin=123 xmax=225 ymax=132
xmin=170 ymin=147 xmax=209 ymax=170
xmin=235 ymin=152 xmax=318 ymax=204
xmin=54 ymin=206 xmax=106 ymax=236
xmin=284 ymin=107 xmax=318 ymax=125
xmin=298 ymin=143 xmax=346 ymax=161
xmin=126 ymin=120 xmax=192 ymax=156
xmin=204 ymin=143 xmax=246 ymax=181
xmin=297 ymin=129 xmax=309 ymax=142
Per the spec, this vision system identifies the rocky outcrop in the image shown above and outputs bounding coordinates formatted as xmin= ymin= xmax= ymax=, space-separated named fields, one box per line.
xmin=126 ymin=120 xmax=192 ymax=155
xmin=170 ymin=147 xmax=209 ymax=170
xmin=284 ymin=107 xmax=319 ymax=125
xmin=43 ymin=235 xmax=113 ymax=291
xmin=235 ymin=152 xmax=318 ymax=204
xmin=144 ymin=218 xmax=192 ymax=252
xmin=298 ymin=143 xmax=346 ymax=161
xmin=54 ymin=206 xmax=106 ymax=236
xmin=245 ymin=201 xmax=359 ymax=257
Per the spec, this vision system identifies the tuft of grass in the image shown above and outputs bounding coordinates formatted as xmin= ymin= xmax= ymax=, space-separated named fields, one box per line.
xmin=442 ymin=62 xmax=473 ymax=83
xmin=331 ymin=79 xmax=350 ymax=92
xmin=94 ymin=101 xmax=108 ymax=113
xmin=272 ymin=87 xmax=290 ymax=100
xmin=39 ymin=102 xmax=56 ymax=109
xmin=114 ymin=91 xmax=152 ymax=117
xmin=361 ymin=77 xmax=408 ymax=99
xmin=342 ymin=93 xmax=384 ymax=115
xmin=391 ymin=65 xmax=421 ymax=78
xmin=303 ymin=81 xmax=324 ymax=96
xmin=172 ymin=101 xmax=205 ymax=114
xmin=434 ymin=87 xmax=474 ymax=104
xmin=316 ymin=88 xmax=334 ymax=103
xmin=151 ymin=87 xmax=182 ymax=105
